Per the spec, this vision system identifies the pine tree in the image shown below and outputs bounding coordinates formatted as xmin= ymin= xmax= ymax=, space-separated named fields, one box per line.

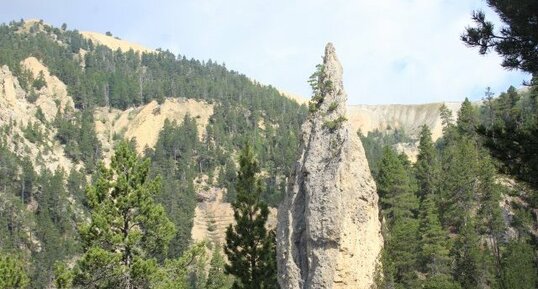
xmin=439 ymin=104 xmax=458 ymax=147
xmin=418 ymin=194 xmax=451 ymax=276
xmin=206 ymin=246 xmax=233 ymax=289
xmin=500 ymin=240 xmax=537 ymax=289
xmin=440 ymin=104 xmax=455 ymax=130
xmin=384 ymin=218 xmax=419 ymax=286
xmin=151 ymin=118 xmax=199 ymax=258
xmin=67 ymin=141 xmax=176 ymax=288
xmin=376 ymin=146 xmax=420 ymax=287
xmin=67 ymin=167 xmax=86 ymax=204
xmin=476 ymin=154 xmax=506 ymax=279
xmin=439 ymin=137 xmax=480 ymax=229
xmin=152 ymin=242 xmax=207 ymax=289
xmin=461 ymin=0 xmax=538 ymax=74
xmin=457 ymin=98 xmax=479 ymax=138
xmin=19 ymin=157 xmax=35 ymax=204
xmin=377 ymin=146 xmax=419 ymax=223
xmin=452 ymin=219 xmax=496 ymax=289
xmin=224 ymin=144 xmax=278 ymax=289
xmin=415 ymin=125 xmax=439 ymax=199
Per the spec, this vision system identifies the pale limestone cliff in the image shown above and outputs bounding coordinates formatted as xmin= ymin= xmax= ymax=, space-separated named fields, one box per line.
xmin=348 ymin=102 xmax=461 ymax=141
xmin=94 ymin=98 xmax=213 ymax=159
xmin=281 ymin=89 xmax=461 ymax=142
xmin=277 ymin=43 xmax=382 ymax=289
xmin=0 ymin=59 xmax=75 ymax=173
xmin=80 ymin=31 xmax=154 ymax=54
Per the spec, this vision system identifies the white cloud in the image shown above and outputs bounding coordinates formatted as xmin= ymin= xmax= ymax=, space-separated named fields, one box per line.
xmin=1 ymin=0 xmax=529 ymax=104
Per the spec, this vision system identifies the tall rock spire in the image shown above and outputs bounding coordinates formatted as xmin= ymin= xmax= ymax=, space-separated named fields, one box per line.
xmin=277 ymin=43 xmax=383 ymax=289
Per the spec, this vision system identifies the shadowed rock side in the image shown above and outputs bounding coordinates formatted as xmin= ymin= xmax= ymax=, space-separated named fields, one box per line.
xmin=277 ymin=43 xmax=383 ymax=289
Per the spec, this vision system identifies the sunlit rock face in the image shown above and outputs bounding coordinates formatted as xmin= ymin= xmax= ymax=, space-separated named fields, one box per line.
xmin=277 ymin=43 xmax=383 ymax=289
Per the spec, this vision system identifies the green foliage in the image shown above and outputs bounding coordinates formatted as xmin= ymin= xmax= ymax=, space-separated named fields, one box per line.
xmin=307 ymin=60 xmax=335 ymax=113
xmin=67 ymin=142 xmax=175 ymax=288
xmin=461 ymin=0 xmax=538 ymax=74
xmin=439 ymin=104 xmax=458 ymax=145
xmin=54 ymin=262 xmax=73 ymax=289
xmin=32 ymin=71 xmax=47 ymax=90
xmin=462 ymin=1 xmax=538 ymax=191
xmin=377 ymin=147 xmax=418 ymax=223
xmin=457 ymin=98 xmax=479 ymax=137
xmin=19 ymin=156 xmax=35 ymax=205
xmin=0 ymin=253 xmax=29 ymax=289
xmin=500 ymin=240 xmax=538 ymax=289
xmin=327 ymin=101 xmax=338 ymax=112
xmin=22 ymin=121 xmax=44 ymax=144
xmin=206 ymin=247 xmax=233 ymax=289
xmin=376 ymin=146 xmax=420 ymax=287
xmin=451 ymin=219 xmax=496 ymax=289
xmin=420 ymin=275 xmax=462 ymax=289
xmin=383 ymin=217 xmax=419 ymax=286
xmin=308 ymin=64 xmax=325 ymax=112
xmin=415 ymin=125 xmax=439 ymax=199
xmin=152 ymin=242 xmax=207 ymax=289
xmin=418 ymin=194 xmax=451 ymax=276
xmin=26 ymin=89 xmax=39 ymax=103
xmin=54 ymin=109 xmax=101 ymax=172
xmin=0 ymin=19 xmax=305 ymax=208
xmin=149 ymin=117 xmax=199 ymax=258
xmin=0 ymin=21 xmax=305 ymax=287
xmin=16 ymin=67 xmax=32 ymax=91
xmin=359 ymin=128 xmax=412 ymax=177
xmin=224 ymin=144 xmax=278 ymax=289
xmin=35 ymin=107 xmax=46 ymax=123
xmin=0 ymin=146 xmax=35 ymax=253
xmin=477 ymin=87 xmax=538 ymax=190
xmin=67 ymin=167 xmax=87 ymax=205
xmin=370 ymin=98 xmax=537 ymax=288
xmin=438 ymin=137 xmax=481 ymax=229
xmin=322 ymin=116 xmax=347 ymax=131
xmin=32 ymin=169 xmax=80 ymax=285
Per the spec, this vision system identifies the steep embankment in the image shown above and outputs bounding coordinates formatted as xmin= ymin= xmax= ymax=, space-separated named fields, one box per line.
xmin=94 ymin=98 xmax=213 ymax=157
xmin=349 ymin=103 xmax=461 ymax=161
xmin=348 ymin=102 xmax=461 ymax=140
xmin=80 ymin=31 xmax=154 ymax=54
xmin=283 ymin=93 xmax=461 ymax=141
xmin=0 ymin=55 xmax=214 ymax=170
xmin=0 ymin=57 xmax=75 ymax=173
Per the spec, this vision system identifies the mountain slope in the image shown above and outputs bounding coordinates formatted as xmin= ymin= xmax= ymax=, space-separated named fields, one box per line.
xmin=0 ymin=58 xmax=74 ymax=173
xmin=0 ymin=19 xmax=305 ymax=287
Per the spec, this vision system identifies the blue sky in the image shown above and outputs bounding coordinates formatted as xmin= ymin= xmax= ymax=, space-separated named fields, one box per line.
xmin=0 ymin=0 xmax=530 ymax=104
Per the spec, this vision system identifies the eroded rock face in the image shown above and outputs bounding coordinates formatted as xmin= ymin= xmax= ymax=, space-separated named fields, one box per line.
xmin=277 ymin=43 xmax=383 ymax=289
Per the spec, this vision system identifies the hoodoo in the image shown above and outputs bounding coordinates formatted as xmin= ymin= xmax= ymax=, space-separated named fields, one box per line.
xmin=277 ymin=43 xmax=383 ymax=289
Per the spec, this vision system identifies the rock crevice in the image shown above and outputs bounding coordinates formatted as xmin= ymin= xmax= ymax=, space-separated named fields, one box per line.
xmin=277 ymin=43 xmax=383 ymax=289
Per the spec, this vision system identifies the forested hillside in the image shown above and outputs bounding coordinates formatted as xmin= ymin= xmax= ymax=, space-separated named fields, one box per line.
xmin=0 ymin=19 xmax=305 ymax=288
xmin=368 ymin=92 xmax=538 ymax=289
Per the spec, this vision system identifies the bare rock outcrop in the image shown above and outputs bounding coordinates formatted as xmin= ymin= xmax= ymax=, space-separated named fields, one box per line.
xmin=277 ymin=43 xmax=382 ymax=289
xmin=0 ymin=61 xmax=75 ymax=173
